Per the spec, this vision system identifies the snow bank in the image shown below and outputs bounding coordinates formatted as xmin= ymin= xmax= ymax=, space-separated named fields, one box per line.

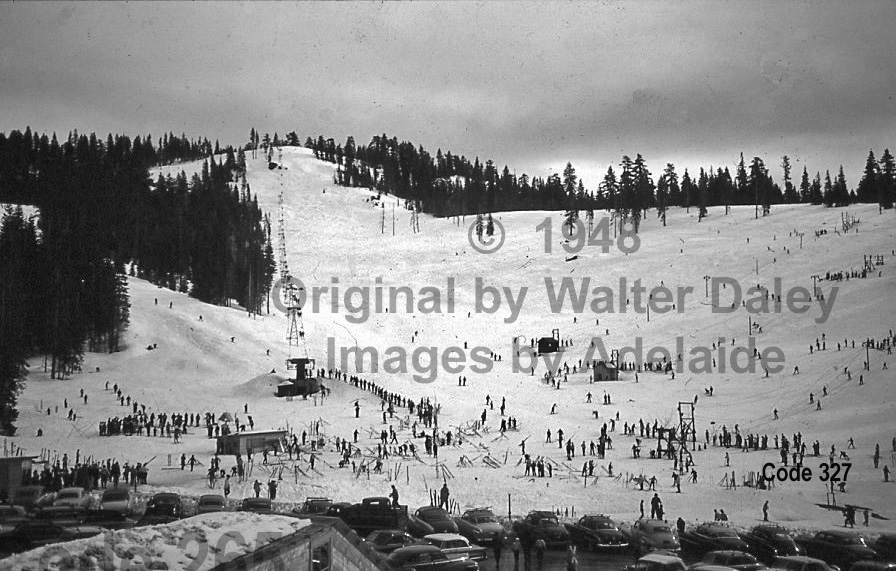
xmin=0 ymin=512 xmax=310 ymax=571
xmin=233 ymin=372 xmax=292 ymax=396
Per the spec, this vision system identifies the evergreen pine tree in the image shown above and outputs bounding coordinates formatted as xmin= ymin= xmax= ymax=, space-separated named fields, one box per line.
xmin=809 ymin=172 xmax=823 ymax=205
xmin=799 ymin=167 xmax=811 ymax=203
xmin=697 ymin=168 xmax=708 ymax=220
xmin=833 ymin=166 xmax=850 ymax=207
xmin=880 ymin=148 xmax=895 ymax=209
xmin=782 ymin=155 xmax=798 ymax=203
xmin=856 ymin=149 xmax=878 ymax=203
xmin=823 ymin=170 xmax=834 ymax=207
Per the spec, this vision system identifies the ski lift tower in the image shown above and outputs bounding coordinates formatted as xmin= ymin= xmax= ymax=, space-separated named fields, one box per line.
xmin=281 ymin=280 xmax=320 ymax=396
xmin=677 ymin=401 xmax=696 ymax=467
xmin=284 ymin=282 xmax=309 ymax=369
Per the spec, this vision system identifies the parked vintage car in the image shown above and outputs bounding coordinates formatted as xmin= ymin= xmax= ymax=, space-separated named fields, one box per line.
xmin=771 ymin=555 xmax=840 ymax=571
xmin=99 ymin=487 xmax=134 ymax=515
xmin=0 ymin=520 xmax=104 ymax=556
xmin=385 ymin=544 xmax=479 ymax=570
xmin=325 ymin=502 xmax=352 ymax=518
xmin=626 ymin=552 xmax=688 ymax=571
xmin=240 ymin=497 xmax=275 ymax=515
xmin=137 ymin=492 xmax=184 ymax=525
xmin=338 ymin=497 xmax=410 ymax=536
xmin=365 ymin=529 xmax=421 ymax=554
xmin=565 ymin=514 xmax=629 ymax=551
xmin=423 ymin=533 xmax=488 ymax=561
xmin=414 ymin=506 xmax=459 ymax=534
xmin=691 ymin=550 xmax=768 ymax=571
xmin=454 ymin=508 xmax=504 ymax=545
xmin=197 ymin=494 xmax=226 ymax=514
xmin=796 ymin=530 xmax=877 ymax=570
xmin=53 ymin=487 xmax=94 ymax=509
xmin=293 ymin=497 xmax=333 ymax=516
xmin=626 ymin=519 xmax=681 ymax=555
xmin=743 ymin=525 xmax=803 ymax=564
xmin=680 ymin=524 xmax=749 ymax=557
xmin=11 ymin=485 xmax=56 ymax=511
xmin=0 ymin=503 xmax=29 ymax=532
xmin=513 ymin=511 xmax=569 ymax=549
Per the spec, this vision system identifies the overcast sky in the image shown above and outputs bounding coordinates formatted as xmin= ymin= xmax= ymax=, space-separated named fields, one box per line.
xmin=1 ymin=1 xmax=894 ymax=188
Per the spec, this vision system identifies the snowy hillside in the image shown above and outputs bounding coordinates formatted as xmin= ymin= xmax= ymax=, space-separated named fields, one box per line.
xmin=10 ymin=146 xmax=896 ymax=536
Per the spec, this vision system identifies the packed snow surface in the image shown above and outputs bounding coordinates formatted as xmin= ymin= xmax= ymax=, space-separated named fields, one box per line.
xmin=8 ymin=147 xmax=896 ymax=557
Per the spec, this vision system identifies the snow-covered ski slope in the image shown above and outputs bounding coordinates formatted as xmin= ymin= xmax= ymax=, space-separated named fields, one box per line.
xmin=12 ymin=146 xmax=896 ymax=532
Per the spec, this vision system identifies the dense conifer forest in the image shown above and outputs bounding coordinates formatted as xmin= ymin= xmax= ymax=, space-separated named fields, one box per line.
xmin=303 ymin=133 xmax=894 ymax=227
xmin=0 ymin=128 xmax=275 ymax=433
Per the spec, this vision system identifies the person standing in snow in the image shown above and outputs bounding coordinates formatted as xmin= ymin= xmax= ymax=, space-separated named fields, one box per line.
xmin=492 ymin=533 xmax=504 ymax=567
xmin=439 ymin=482 xmax=450 ymax=510
xmin=390 ymin=485 xmax=400 ymax=507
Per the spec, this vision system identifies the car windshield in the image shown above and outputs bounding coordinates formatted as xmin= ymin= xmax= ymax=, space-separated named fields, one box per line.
xmin=714 ymin=529 xmax=738 ymax=538
xmin=471 ymin=515 xmax=495 ymax=523
xmin=104 ymin=491 xmax=128 ymax=500
xmin=444 ymin=540 xmax=467 ymax=548
xmin=58 ymin=491 xmax=80 ymax=499
xmin=839 ymin=536 xmax=866 ymax=546
xmin=652 ymin=526 xmax=672 ymax=533
xmin=593 ymin=521 xmax=615 ymax=530
xmin=539 ymin=517 xmax=559 ymax=525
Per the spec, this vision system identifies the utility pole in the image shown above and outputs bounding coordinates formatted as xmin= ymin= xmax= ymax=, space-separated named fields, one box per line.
xmin=703 ymin=275 xmax=711 ymax=298
xmin=755 ymin=180 xmax=759 ymax=220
